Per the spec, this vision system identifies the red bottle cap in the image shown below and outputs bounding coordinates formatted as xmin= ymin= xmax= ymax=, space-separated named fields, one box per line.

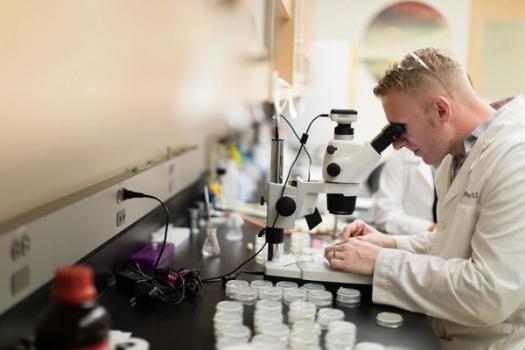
xmin=51 ymin=266 xmax=97 ymax=304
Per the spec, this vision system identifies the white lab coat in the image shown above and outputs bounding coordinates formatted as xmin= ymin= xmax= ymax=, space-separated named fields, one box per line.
xmin=373 ymin=148 xmax=434 ymax=235
xmin=373 ymin=96 xmax=525 ymax=350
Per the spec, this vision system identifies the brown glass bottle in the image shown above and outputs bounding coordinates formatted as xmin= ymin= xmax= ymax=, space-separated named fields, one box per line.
xmin=34 ymin=265 xmax=111 ymax=350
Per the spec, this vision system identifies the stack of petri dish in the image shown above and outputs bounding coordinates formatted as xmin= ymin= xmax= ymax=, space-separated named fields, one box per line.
xmin=302 ymin=282 xmax=326 ymax=296
xmin=307 ymin=289 xmax=333 ymax=308
xmin=288 ymin=300 xmax=317 ymax=324
xmin=225 ymin=279 xmax=249 ymax=299
xmin=215 ymin=300 xmax=243 ymax=316
xmin=325 ymin=321 xmax=357 ymax=350
xmin=317 ymin=308 xmax=345 ymax=329
xmin=213 ymin=311 xmax=243 ymax=338
xmin=258 ymin=286 xmax=283 ymax=302
xmin=275 ymin=281 xmax=298 ymax=291
xmin=254 ymin=309 xmax=284 ymax=334
xmin=251 ymin=333 xmax=287 ymax=349
xmin=216 ymin=324 xmax=251 ymax=349
xmin=283 ymin=287 xmax=307 ymax=305
xmin=233 ymin=286 xmax=257 ymax=305
xmin=255 ymin=235 xmax=268 ymax=265
xmin=290 ymin=232 xmax=311 ymax=255
xmin=259 ymin=323 xmax=290 ymax=348
xmin=256 ymin=299 xmax=283 ymax=314
xmin=250 ymin=280 xmax=273 ymax=298
xmin=292 ymin=319 xmax=321 ymax=336
xmin=336 ymin=287 xmax=361 ymax=308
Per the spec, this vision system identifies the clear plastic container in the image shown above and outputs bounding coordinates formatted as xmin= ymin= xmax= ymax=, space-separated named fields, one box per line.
xmin=275 ymin=281 xmax=299 ymax=291
xmin=233 ymin=286 xmax=257 ymax=305
xmin=225 ymin=279 xmax=249 ymax=298
xmin=292 ymin=320 xmax=321 ymax=336
xmin=254 ymin=309 xmax=284 ymax=334
xmin=317 ymin=308 xmax=345 ymax=329
xmin=251 ymin=280 xmax=273 ymax=297
xmin=289 ymin=330 xmax=319 ymax=349
xmin=258 ymin=286 xmax=283 ymax=301
xmin=213 ymin=312 xmax=243 ymax=337
xmin=327 ymin=320 xmax=356 ymax=333
xmin=336 ymin=287 xmax=361 ymax=308
xmin=302 ymin=283 xmax=326 ymax=295
xmin=325 ymin=329 xmax=356 ymax=350
xmin=288 ymin=301 xmax=317 ymax=324
xmin=283 ymin=287 xmax=307 ymax=305
xmin=216 ymin=300 xmax=243 ymax=315
xmin=307 ymin=289 xmax=333 ymax=308
xmin=256 ymin=300 xmax=282 ymax=313
xmin=259 ymin=323 xmax=290 ymax=346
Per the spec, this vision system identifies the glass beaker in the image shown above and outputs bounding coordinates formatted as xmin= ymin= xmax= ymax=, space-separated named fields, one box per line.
xmin=202 ymin=225 xmax=221 ymax=257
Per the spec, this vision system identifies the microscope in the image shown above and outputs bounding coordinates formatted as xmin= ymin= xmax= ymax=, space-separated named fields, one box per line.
xmin=263 ymin=109 xmax=405 ymax=284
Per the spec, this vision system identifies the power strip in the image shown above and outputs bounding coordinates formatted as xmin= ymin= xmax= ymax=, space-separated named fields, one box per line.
xmin=0 ymin=146 xmax=205 ymax=316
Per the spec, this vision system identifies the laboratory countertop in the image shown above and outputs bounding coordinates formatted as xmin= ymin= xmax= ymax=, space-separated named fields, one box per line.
xmin=99 ymin=222 xmax=440 ymax=350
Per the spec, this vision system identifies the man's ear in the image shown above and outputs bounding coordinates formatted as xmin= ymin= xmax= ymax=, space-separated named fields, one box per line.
xmin=434 ymin=96 xmax=452 ymax=124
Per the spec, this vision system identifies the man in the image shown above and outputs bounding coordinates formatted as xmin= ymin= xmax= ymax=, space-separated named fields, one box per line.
xmin=325 ymin=48 xmax=525 ymax=349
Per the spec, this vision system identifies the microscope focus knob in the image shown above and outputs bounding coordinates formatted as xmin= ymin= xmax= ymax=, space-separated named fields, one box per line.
xmin=275 ymin=197 xmax=296 ymax=217
xmin=326 ymin=145 xmax=338 ymax=154
xmin=326 ymin=163 xmax=341 ymax=177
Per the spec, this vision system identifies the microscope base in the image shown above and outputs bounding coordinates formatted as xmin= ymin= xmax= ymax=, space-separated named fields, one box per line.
xmin=264 ymin=254 xmax=372 ymax=285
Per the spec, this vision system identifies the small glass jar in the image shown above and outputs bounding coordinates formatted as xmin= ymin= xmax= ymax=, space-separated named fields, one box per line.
xmin=317 ymin=308 xmax=345 ymax=329
xmin=258 ymin=286 xmax=283 ymax=301
xmin=292 ymin=320 xmax=321 ymax=336
xmin=289 ymin=330 xmax=319 ymax=349
xmin=259 ymin=323 xmax=290 ymax=346
xmin=256 ymin=300 xmax=282 ymax=313
xmin=216 ymin=300 xmax=243 ymax=315
xmin=233 ymin=286 xmax=257 ymax=305
xmin=283 ymin=287 xmax=307 ymax=305
xmin=307 ymin=289 xmax=333 ymax=308
xmin=336 ymin=287 xmax=361 ymax=308
xmin=225 ymin=279 xmax=249 ymax=299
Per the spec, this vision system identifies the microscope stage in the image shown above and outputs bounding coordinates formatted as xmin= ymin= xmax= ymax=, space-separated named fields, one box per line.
xmin=264 ymin=254 xmax=372 ymax=285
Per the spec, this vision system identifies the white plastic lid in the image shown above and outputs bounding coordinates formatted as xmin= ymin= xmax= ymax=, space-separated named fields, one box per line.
xmin=337 ymin=287 xmax=361 ymax=302
xmin=234 ymin=286 xmax=257 ymax=301
xmin=213 ymin=311 xmax=242 ymax=325
xmin=376 ymin=312 xmax=404 ymax=328
xmin=302 ymin=283 xmax=326 ymax=292
xmin=225 ymin=279 xmax=249 ymax=297
xmin=289 ymin=300 xmax=316 ymax=312
xmin=284 ymin=287 xmax=307 ymax=303
xmin=307 ymin=290 xmax=333 ymax=307
xmin=251 ymin=280 xmax=273 ymax=290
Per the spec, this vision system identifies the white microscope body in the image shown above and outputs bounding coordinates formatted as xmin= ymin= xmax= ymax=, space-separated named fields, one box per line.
xmin=263 ymin=109 xmax=405 ymax=284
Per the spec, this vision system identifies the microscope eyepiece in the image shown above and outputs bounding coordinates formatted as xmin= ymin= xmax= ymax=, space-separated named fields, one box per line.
xmin=370 ymin=123 xmax=406 ymax=154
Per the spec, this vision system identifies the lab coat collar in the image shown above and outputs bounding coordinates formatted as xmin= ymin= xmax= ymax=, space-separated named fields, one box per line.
xmin=439 ymin=95 xmax=525 ymax=207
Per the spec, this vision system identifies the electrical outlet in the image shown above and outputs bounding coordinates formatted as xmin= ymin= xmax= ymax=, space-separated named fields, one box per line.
xmin=116 ymin=209 xmax=126 ymax=227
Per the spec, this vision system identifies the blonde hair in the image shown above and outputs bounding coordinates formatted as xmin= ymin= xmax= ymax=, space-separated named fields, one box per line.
xmin=373 ymin=48 xmax=461 ymax=97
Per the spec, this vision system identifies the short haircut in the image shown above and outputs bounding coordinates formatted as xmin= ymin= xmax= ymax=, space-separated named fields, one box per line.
xmin=373 ymin=48 xmax=461 ymax=97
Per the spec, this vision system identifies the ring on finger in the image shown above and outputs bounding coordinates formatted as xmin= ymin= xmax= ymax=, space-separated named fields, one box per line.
xmin=331 ymin=250 xmax=336 ymax=259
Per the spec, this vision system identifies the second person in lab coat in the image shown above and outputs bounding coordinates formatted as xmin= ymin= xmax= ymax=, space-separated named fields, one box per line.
xmin=373 ymin=147 xmax=435 ymax=235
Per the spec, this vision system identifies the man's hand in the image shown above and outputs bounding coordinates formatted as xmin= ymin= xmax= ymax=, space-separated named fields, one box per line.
xmin=340 ymin=219 xmax=396 ymax=248
xmin=324 ymin=238 xmax=381 ymax=275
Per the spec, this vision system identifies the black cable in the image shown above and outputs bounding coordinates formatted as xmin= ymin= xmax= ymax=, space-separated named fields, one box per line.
xmin=202 ymin=113 xmax=328 ymax=284
xmin=121 ymin=189 xmax=170 ymax=272
xmin=278 ymin=114 xmax=313 ymax=181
